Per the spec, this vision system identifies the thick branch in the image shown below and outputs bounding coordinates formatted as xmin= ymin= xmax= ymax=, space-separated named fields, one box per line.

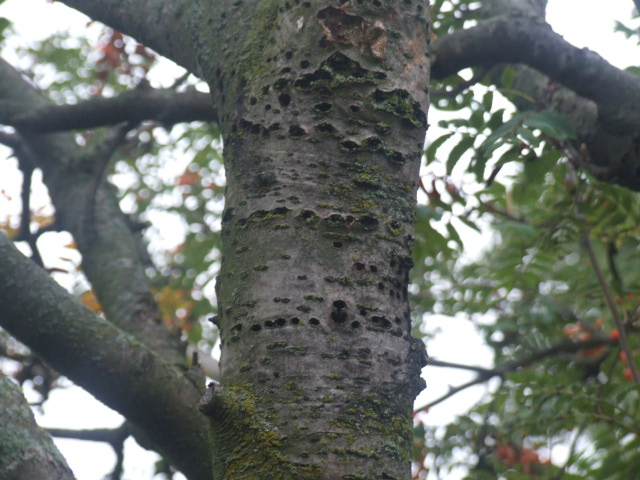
xmin=0 ymin=376 xmax=75 ymax=480
xmin=54 ymin=0 xmax=201 ymax=76
xmin=1 ymin=88 xmax=217 ymax=133
xmin=0 ymin=57 xmax=185 ymax=365
xmin=0 ymin=234 xmax=212 ymax=480
xmin=431 ymin=16 xmax=640 ymax=133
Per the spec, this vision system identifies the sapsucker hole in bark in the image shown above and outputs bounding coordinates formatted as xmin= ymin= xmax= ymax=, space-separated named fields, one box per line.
xmin=331 ymin=300 xmax=348 ymax=324
xmin=339 ymin=140 xmax=359 ymax=152
xmin=313 ymin=102 xmax=332 ymax=113
xmin=289 ymin=125 xmax=306 ymax=137
xmin=316 ymin=122 xmax=338 ymax=134
xmin=274 ymin=78 xmax=290 ymax=90
xmin=359 ymin=215 xmax=379 ymax=230
xmin=278 ymin=93 xmax=291 ymax=107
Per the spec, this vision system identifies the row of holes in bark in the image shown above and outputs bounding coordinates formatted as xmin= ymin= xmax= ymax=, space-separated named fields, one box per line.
xmin=231 ymin=300 xmax=402 ymax=334
xmin=331 ymin=299 xmax=401 ymax=328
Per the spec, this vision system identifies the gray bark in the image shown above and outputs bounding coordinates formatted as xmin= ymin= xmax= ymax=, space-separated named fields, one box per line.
xmin=0 ymin=234 xmax=213 ymax=480
xmin=193 ymin=1 xmax=430 ymax=478
xmin=0 ymin=377 xmax=75 ymax=480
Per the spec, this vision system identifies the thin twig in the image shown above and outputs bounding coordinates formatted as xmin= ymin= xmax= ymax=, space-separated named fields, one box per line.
xmin=582 ymin=233 xmax=640 ymax=384
xmin=423 ymin=337 xmax=617 ymax=409
xmin=82 ymin=121 xmax=135 ymax=244
xmin=430 ymin=67 xmax=488 ymax=99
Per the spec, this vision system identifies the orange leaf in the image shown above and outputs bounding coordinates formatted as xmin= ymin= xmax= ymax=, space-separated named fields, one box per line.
xmin=81 ymin=290 xmax=102 ymax=313
xmin=176 ymin=172 xmax=200 ymax=186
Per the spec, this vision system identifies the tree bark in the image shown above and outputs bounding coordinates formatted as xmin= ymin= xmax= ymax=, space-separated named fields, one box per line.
xmin=0 ymin=377 xmax=75 ymax=480
xmin=191 ymin=1 xmax=430 ymax=478
xmin=0 ymin=234 xmax=213 ymax=480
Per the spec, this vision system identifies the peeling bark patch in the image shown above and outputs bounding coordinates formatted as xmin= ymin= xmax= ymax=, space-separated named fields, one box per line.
xmin=317 ymin=3 xmax=387 ymax=60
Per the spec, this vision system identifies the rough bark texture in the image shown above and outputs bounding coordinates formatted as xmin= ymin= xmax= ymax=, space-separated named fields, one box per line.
xmin=0 ymin=234 xmax=212 ymax=480
xmin=191 ymin=1 xmax=430 ymax=478
xmin=0 ymin=377 xmax=75 ymax=480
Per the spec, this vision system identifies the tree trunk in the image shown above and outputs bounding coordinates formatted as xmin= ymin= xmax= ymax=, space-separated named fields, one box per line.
xmin=193 ymin=1 xmax=430 ymax=478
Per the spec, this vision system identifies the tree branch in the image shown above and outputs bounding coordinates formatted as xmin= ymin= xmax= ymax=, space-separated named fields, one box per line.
xmin=424 ymin=337 xmax=617 ymax=409
xmin=54 ymin=0 xmax=201 ymax=76
xmin=431 ymin=16 xmax=640 ymax=134
xmin=48 ymin=423 xmax=130 ymax=480
xmin=581 ymin=233 xmax=640 ymax=384
xmin=47 ymin=424 xmax=129 ymax=444
xmin=431 ymin=14 xmax=640 ymax=191
xmin=0 ymin=376 xmax=76 ymax=480
xmin=0 ymin=57 xmax=186 ymax=366
xmin=0 ymin=234 xmax=213 ymax=480
xmin=1 ymin=87 xmax=217 ymax=133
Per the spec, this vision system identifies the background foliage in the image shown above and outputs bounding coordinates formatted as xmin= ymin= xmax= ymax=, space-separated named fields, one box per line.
xmin=410 ymin=2 xmax=640 ymax=479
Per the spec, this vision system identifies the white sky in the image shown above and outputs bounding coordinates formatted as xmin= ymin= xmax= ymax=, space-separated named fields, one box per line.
xmin=0 ymin=0 xmax=638 ymax=479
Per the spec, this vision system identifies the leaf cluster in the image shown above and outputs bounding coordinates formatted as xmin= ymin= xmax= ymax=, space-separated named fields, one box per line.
xmin=411 ymin=3 xmax=640 ymax=478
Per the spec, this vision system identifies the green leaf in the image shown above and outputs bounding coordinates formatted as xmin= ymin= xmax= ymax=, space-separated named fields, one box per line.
xmin=425 ymin=132 xmax=454 ymax=165
xmin=523 ymin=110 xmax=576 ymax=140
xmin=446 ymin=135 xmax=475 ymax=175
xmin=446 ymin=222 xmax=463 ymax=248
xmin=0 ymin=17 xmax=9 ymax=40
xmin=500 ymin=66 xmax=516 ymax=88
xmin=482 ymin=90 xmax=494 ymax=111
xmin=476 ymin=113 xmax=524 ymax=158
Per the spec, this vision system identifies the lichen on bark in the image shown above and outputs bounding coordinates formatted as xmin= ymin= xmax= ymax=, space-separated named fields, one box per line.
xmin=193 ymin=0 xmax=430 ymax=477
